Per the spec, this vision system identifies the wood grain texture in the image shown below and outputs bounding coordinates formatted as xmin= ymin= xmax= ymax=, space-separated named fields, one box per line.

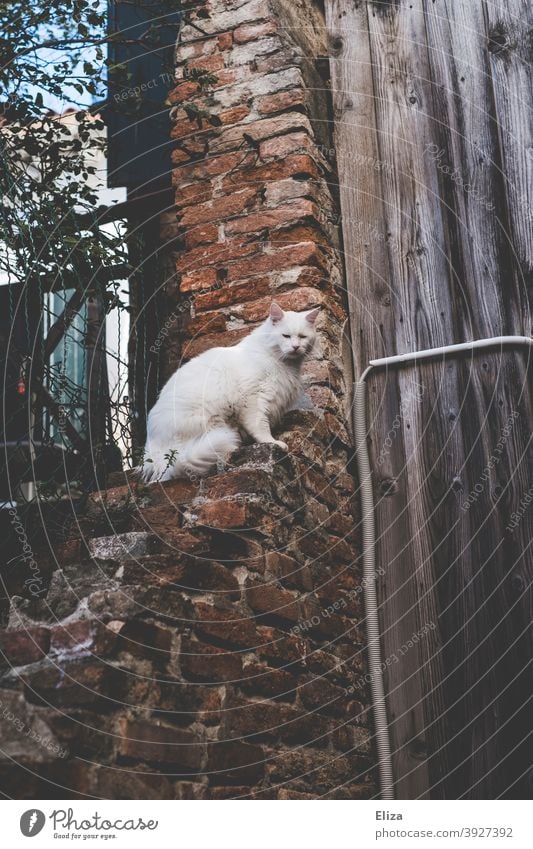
xmin=326 ymin=0 xmax=431 ymax=796
xmin=327 ymin=0 xmax=533 ymax=799
xmin=484 ymin=0 xmax=533 ymax=286
xmin=422 ymin=0 xmax=533 ymax=799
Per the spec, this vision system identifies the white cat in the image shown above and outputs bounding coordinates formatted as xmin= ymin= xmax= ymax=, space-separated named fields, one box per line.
xmin=140 ymin=302 xmax=320 ymax=482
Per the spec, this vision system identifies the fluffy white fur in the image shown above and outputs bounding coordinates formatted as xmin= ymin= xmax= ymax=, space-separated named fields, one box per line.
xmin=140 ymin=302 xmax=319 ymax=482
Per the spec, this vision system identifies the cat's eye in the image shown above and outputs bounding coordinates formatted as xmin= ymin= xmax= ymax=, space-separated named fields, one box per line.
xmin=282 ymin=334 xmax=290 ymax=338
xmin=298 ymin=334 xmax=306 ymax=339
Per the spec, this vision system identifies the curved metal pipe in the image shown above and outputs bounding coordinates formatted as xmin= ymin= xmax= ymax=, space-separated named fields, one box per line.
xmin=353 ymin=335 xmax=533 ymax=800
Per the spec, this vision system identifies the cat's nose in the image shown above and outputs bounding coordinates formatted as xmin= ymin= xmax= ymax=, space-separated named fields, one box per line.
xmin=292 ymin=344 xmax=300 ymax=351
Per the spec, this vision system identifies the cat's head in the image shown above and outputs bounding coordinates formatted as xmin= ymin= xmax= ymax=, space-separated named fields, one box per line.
xmin=266 ymin=302 xmax=320 ymax=361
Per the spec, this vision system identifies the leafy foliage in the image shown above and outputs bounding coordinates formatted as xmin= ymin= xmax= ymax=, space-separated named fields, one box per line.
xmin=0 ymin=0 xmax=124 ymax=289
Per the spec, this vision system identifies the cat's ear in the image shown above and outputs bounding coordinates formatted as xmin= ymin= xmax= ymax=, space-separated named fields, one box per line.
xmin=305 ymin=307 xmax=320 ymax=325
xmin=270 ymin=302 xmax=284 ymax=324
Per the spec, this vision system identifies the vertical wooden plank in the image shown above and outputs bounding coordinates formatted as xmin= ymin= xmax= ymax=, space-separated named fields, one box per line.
xmin=424 ymin=0 xmax=524 ymax=337
xmin=365 ymin=0 xmax=469 ymax=799
xmin=418 ymin=0 xmax=518 ymax=798
xmin=327 ymin=0 xmax=533 ymax=799
xmin=484 ymin=0 xmax=533 ymax=285
xmin=422 ymin=0 xmax=533 ymax=798
xmin=325 ymin=0 xmax=394 ymax=375
xmin=326 ymin=0 xmax=454 ymax=797
xmin=325 ymin=0 xmax=426 ymax=796
xmin=480 ymin=0 xmax=533 ymax=798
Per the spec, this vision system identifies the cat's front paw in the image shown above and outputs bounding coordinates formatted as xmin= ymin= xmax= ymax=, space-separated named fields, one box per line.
xmin=272 ymin=439 xmax=289 ymax=452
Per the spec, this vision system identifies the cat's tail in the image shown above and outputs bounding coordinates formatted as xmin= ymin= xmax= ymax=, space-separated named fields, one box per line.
xmin=138 ymin=426 xmax=241 ymax=483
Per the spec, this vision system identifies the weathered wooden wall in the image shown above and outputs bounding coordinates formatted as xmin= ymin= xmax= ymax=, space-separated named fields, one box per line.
xmin=326 ymin=0 xmax=533 ymax=798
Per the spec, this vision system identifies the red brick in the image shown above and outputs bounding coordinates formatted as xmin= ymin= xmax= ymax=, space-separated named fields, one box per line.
xmin=23 ymin=660 xmax=114 ymax=707
xmin=325 ymin=467 xmax=355 ymax=494
xmin=241 ymin=662 xmax=297 ymax=700
xmin=260 ymin=131 xmax=315 ymax=160
xmin=50 ymin=620 xmax=118 ymax=657
xmin=175 ymin=238 xmax=260 ymax=273
xmin=175 ymin=181 xmax=213 ymax=209
xmin=89 ymin=483 xmax=139 ymax=510
xmin=221 ymin=153 xmax=319 ymax=192
xmin=256 ymin=625 xmax=308 ymax=665
xmin=144 ymin=480 xmax=200 ymax=508
xmin=302 ymin=358 xmax=342 ymax=386
xmin=179 ymin=187 xmax=257 ymax=227
xmin=222 ymin=697 xmax=297 ymax=741
xmin=266 ymin=748 xmax=357 ymax=793
xmin=122 ymin=556 xmax=240 ymax=599
xmin=180 ymin=267 xmax=219 ymax=292
xmin=230 ymin=286 xmax=324 ymax=323
xmin=153 ymin=676 xmax=221 ymax=726
xmin=202 ymin=467 xmax=274 ymax=501
xmin=245 ymin=578 xmax=300 ymax=623
xmin=264 ymin=551 xmax=313 ymax=592
xmin=211 ymin=68 xmax=238 ymax=88
xmin=233 ymin=21 xmax=277 ymax=43
xmin=171 ymin=136 xmax=208 ymax=162
xmin=255 ymin=88 xmax=306 ymax=115
xmin=191 ymin=498 xmax=269 ymax=531
xmin=193 ymin=276 xmax=272 ymax=311
xmin=180 ymin=637 xmax=242 ymax=682
xmin=225 ymin=241 xmax=328 ymax=282
xmin=315 ymin=586 xmax=358 ymax=619
xmin=133 ymin=503 xmax=188 ymax=538
xmin=224 ymin=695 xmax=332 ymax=746
xmin=298 ymin=529 xmax=354 ymax=564
xmin=169 ymin=81 xmax=200 ymax=103
xmin=269 ymin=222 xmax=326 ymax=247
xmin=0 ymin=627 xmax=50 ymax=666
xmin=325 ymin=511 xmax=356 ymax=537
xmin=152 ymin=526 xmax=208 ymax=556
xmin=53 ymin=538 xmax=83 ymax=564
xmin=306 ymin=385 xmax=341 ymax=413
xmin=117 ymin=620 xmax=172 ymax=662
xmin=88 ymin=585 xmax=193 ymax=626
xmin=183 ymin=560 xmax=241 ymax=599
xmin=331 ymin=725 xmax=372 ymax=756
xmin=207 ymin=740 xmax=264 ymax=786
xmin=193 ymin=603 xmax=258 ymax=648
xmin=170 ymin=117 xmax=205 ymax=141
xmin=278 ymin=789 xmax=316 ymax=799
xmin=181 ymin=326 xmax=251 ymax=359
xmin=118 ymin=720 xmax=204 ymax=770
xmin=323 ymin=412 xmax=350 ymax=445
xmin=184 ymin=222 xmax=219 ymax=249
xmin=208 ymin=786 xmax=250 ymax=799
xmin=172 ymin=150 xmax=255 ymax=182
xmin=183 ymin=310 xmax=226 ymax=337
xmin=264 ymin=177 xmax=320 ymax=206
xmin=219 ymin=105 xmax=250 ymax=125
xmin=180 ymin=35 xmax=220 ymax=61
xmin=218 ymin=32 xmax=233 ymax=50
xmin=299 ymin=676 xmax=354 ymax=718
xmin=211 ymin=113 xmax=312 ymax=154
xmin=156 ymin=525 xmax=203 ymax=564
xmin=92 ymin=767 xmax=177 ymax=800
xmin=224 ymin=199 xmax=318 ymax=236
xmin=198 ymin=688 xmax=224 ymax=726
xmin=301 ymin=466 xmax=339 ymax=509
xmin=188 ymin=53 xmax=225 ymax=73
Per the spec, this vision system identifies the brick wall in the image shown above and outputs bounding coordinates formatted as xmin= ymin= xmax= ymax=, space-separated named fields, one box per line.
xmin=0 ymin=0 xmax=376 ymax=799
